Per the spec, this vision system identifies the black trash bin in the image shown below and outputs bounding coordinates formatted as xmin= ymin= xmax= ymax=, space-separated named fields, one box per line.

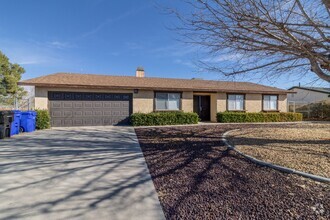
xmin=0 ymin=111 xmax=14 ymax=139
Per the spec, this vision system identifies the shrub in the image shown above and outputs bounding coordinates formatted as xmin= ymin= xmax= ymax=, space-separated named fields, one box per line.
xmin=296 ymin=101 xmax=330 ymax=120
xmin=131 ymin=111 xmax=199 ymax=126
xmin=216 ymin=112 xmax=302 ymax=123
xmin=35 ymin=109 xmax=51 ymax=129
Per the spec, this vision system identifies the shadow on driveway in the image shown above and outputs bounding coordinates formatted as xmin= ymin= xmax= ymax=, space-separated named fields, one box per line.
xmin=0 ymin=126 xmax=164 ymax=220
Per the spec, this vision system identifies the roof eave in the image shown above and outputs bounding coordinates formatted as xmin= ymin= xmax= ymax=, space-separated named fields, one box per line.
xmin=289 ymin=86 xmax=330 ymax=94
xmin=18 ymin=82 xmax=292 ymax=94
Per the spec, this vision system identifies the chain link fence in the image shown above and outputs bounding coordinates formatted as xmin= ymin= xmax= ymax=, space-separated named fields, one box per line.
xmin=288 ymin=100 xmax=330 ymax=120
xmin=0 ymin=96 xmax=34 ymax=111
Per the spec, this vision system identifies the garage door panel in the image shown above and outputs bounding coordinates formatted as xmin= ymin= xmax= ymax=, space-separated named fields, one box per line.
xmin=52 ymin=110 xmax=62 ymax=118
xmin=73 ymin=119 xmax=84 ymax=126
xmin=122 ymin=102 xmax=129 ymax=108
xmin=49 ymin=92 xmax=132 ymax=127
xmin=51 ymin=102 xmax=62 ymax=109
xmin=121 ymin=110 xmax=129 ymax=116
xmin=112 ymin=102 xmax=121 ymax=108
xmin=63 ymin=119 xmax=73 ymax=126
xmin=73 ymin=102 xmax=83 ymax=108
xmin=94 ymin=111 xmax=103 ymax=116
xmin=103 ymin=111 xmax=111 ymax=116
xmin=84 ymin=110 xmax=93 ymax=116
xmin=84 ymin=118 xmax=94 ymax=126
xmin=73 ymin=111 xmax=83 ymax=117
xmin=104 ymin=103 xmax=111 ymax=108
xmin=84 ymin=102 xmax=93 ymax=108
xmin=93 ymin=102 xmax=103 ymax=108
xmin=63 ymin=111 xmax=73 ymax=117
xmin=52 ymin=119 xmax=62 ymax=127
xmin=63 ymin=102 xmax=73 ymax=108
xmin=93 ymin=118 xmax=103 ymax=125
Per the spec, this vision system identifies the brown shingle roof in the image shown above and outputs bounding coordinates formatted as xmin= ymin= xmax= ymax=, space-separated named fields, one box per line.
xmin=19 ymin=72 xmax=291 ymax=94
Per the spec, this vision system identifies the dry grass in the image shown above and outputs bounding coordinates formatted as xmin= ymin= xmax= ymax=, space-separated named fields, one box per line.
xmin=228 ymin=123 xmax=330 ymax=178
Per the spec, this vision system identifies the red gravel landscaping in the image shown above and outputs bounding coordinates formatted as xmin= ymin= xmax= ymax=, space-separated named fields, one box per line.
xmin=135 ymin=124 xmax=330 ymax=220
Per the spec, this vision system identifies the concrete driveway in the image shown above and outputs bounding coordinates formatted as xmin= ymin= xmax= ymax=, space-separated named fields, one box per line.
xmin=0 ymin=126 xmax=164 ymax=220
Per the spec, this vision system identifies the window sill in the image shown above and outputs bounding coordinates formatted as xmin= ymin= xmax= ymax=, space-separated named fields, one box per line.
xmin=154 ymin=110 xmax=182 ymax=112
xmin=262 ymin=110 xmax=280 ymax=112
xmin=227 ymin=110 xmax=246 ymax=112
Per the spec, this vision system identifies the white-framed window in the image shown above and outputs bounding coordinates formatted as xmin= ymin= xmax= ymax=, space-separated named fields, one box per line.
xmin=155 ymin=92 xmax=181 ymax=110
xmin=228 ymin=94 xmax=245 ymax=111
xmin=263 ymin=95 xmax=278 ymax=110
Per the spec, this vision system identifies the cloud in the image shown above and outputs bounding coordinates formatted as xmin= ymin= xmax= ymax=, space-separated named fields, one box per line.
xmin=48 ymin=41 xmax=71 ymax=49
xmin=203 ymin=54 xmax=243 ymax=63
xmin=0 ymin=39 xmax=63 ymax=66
xmin=174 ymin=59 xmax=195 ymax=68
xmin=17 ymin=59 xmax=42 ymax=65
xmin=151 ymin=44 xmax=199 ymax=57
xmin=82 ymin=6 xmax=150 ymax=38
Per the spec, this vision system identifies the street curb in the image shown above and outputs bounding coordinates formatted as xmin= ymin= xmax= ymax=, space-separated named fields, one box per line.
xmin=222 ymin=129 xmax=330 ymax=184
xmin=135 ymin=121 xmax=306 ymax=129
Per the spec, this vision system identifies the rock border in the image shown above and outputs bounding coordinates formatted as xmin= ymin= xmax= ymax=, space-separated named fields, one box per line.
xmin=222 ymin=129 xmax=330 ymax=184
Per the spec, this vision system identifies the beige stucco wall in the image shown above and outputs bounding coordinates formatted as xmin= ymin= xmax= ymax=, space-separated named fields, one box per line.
xmin=278 ymin=94 xmax=287 ymax=112
xmin=215 ymin=93 xmax=288 ymax=113
xmin=245 ymin=94 xmax=262 ymax=112
xmin=132 ymin=90 xmax=154 ymax=113
xmin=216 ymin=93 xmax=227 ymax=112
xmin=34 ymin=87 xmax=195 ymax=114
xmin=210 ymin=93 xmax=217 ymax=122
xmin=34 ymin=87 xmax=288 ymax=122
xmin=181 ymin=91 xmax=193 ymax=113
xmin=288 ymin=88 xmax=329 ymax=103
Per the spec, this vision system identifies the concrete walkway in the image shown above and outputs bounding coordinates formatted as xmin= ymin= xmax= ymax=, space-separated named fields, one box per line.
xmin=0 ymin=127 xmax=164 ymax=220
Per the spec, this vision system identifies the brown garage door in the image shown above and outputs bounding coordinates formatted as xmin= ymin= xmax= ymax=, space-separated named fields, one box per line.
xmin=49 ymin=91 xmax=132 ymax=127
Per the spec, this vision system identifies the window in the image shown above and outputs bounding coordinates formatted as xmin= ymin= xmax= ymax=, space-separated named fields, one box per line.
xmin=155 ymin=92 xmax=181 ymax=110
xmin=228 ymin=94 xmax=245 ymax=111
xmin=263 ymin=95 xmax=278 ymax=110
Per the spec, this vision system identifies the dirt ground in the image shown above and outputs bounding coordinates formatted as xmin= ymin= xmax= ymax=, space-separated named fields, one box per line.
xmin=135 ymin=123 xmax=330 ymax=220
xmin=228 ymin=123 xmax=330 ymax=178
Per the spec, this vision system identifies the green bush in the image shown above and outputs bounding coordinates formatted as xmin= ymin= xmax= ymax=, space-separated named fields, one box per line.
xmin=216 ymin=112 xmax=303 ymax=123
xmin=296 ymin=101 xmax=330 ymax=120
xmin=35 ymin=109 xmax=51 ymax=129
xmin=131 ymin=111 xmax=199 ymax=126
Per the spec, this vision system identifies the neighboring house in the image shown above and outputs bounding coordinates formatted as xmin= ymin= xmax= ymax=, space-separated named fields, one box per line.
xmin=288 ymin=86 xmax=330 ymax=103
xmin=19 ymin=69 xmax=291 ymax=127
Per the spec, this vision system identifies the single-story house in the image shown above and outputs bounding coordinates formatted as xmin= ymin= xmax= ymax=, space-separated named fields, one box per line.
xmin=288 ymin=86 xmax=330 ymax=104
xmin=19 ymin=68 xmax=292 ymax=127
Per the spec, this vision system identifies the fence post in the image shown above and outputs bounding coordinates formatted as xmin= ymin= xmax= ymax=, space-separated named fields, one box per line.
xmin=14 ymin=97 xmax=18 ymax=110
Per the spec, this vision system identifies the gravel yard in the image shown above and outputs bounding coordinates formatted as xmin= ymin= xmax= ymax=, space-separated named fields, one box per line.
xmin=228 ymin=123 xmax=330 ymax=178
xmin=135 ymin=123 xmax=330 ymax=220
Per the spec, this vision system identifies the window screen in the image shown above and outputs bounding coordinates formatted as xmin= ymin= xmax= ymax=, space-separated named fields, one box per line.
xmin=228 ymin=94 xmax=244 ymax=111
xmin=263 ymin=95 xmax=278 ymax=110
xmin=155 ymin=93 xmax=180 ymax=110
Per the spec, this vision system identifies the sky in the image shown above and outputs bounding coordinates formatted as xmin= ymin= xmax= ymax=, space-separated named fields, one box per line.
xmin=0 ymin=0 xmax=328 ymax=89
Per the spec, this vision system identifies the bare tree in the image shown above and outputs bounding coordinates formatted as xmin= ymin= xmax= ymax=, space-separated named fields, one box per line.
xmin=173 ymin=0 xmax=330 ymax=82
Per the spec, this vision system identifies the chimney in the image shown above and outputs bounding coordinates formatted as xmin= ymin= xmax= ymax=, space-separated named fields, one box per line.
xmin=136 ymin=66 xmax=145 ymax=77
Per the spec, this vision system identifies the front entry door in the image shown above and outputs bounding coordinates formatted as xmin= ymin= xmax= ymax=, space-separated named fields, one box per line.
xmin=193 ymin=95 xmax=211 ymax=121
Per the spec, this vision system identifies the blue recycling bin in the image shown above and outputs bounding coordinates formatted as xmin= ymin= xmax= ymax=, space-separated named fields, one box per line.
xmin=10 ymin=110 xmax=22 ymax=136
xmin=20 ymin=111 xmax=37 ymax=132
